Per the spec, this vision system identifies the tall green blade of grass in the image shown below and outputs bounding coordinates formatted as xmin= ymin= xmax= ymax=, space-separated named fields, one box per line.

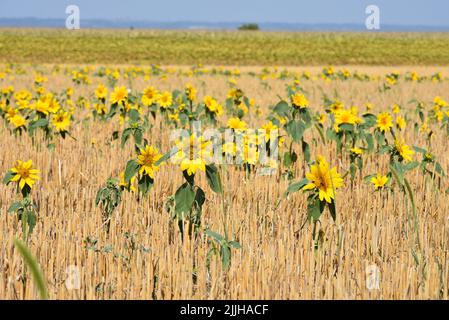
xmin=14 ymin=239 xmax=49 ymax=300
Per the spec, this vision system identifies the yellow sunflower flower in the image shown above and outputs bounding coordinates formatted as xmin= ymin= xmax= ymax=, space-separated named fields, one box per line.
xmin=376 ymin=112 xmax=393 ymax=133
xmin=137 ymin=145 xmax=162 ymax=178
xmin=110 ymin=86 xmax=128 ymax=105
xmin=371 ymin=174 xmax=388 ymax=190
xmin=157 ymin=91 xmax=173 ymax=108
xmin=51 ymin=111 xmax=71 ymax=132
xmin=10 ymin=160 xmax=40 ymax=190
xmin=291 ymin=92 xmax=309 ymax=109
xmin=95 ymin=84 xmax=108 ymax=100
xmin=303 ymin=156 xmax=344 ymax=203
xmin=227 ymin=117 xmax=247 ymax=130
xmin=394 ymin=138 xmax=414 ymax=162
xmin=141 ymin=86 xmax=158 ymax=106
xmin=9 ymin=114 xmax=27 ymax=128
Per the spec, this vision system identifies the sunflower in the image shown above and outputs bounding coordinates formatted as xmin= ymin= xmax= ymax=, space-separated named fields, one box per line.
xmin=94 ymin=103 xmax=107 ymax=115
xmin=303 ymin=156 xmax=344 ymax=203
xmin=335 ymin=109 xmax=360 ymax=126
xmin=157 ymin=91 xmax=173 ymax=108
xmin=376 ymin=112 xmax=393 ymax=133
xmin=95 ymin=84 xmax=108 ymax=100
xmin=119 ymin=171 xmax=136 ymax=192
xmin=35 ymin=99 xmax=50 ymax=115
xmin=394 ymin=138 xmax=414 ymax=162
xmin=204 ymin=96 xmax=223 ymax=115
xmin=392 ymin=104 xmax=400 ymax=114
xmin=396 ymin=116 xmax=406 ymax=130
xmin=180 ymin=158 xmax=206 ymax=176
xmin=137 ymin=145 xmax=162 ymax=178
xmin=371 ymin=174 xmax=388 ymax=190
xmin=173 ymin=135 xmax=212 ymax=175
xmin=227 ymin=117 xmax=247 ymax=130
xmin=9 ymin=114 xmax=27 ymax=128
xmin=261 ymin=121 xmax=278 ymax=142
xmin=317 ymin=113 xmax=327 ymax=124
xmin=291 ymin=92 xmax=309 ymax=109
xmin=330 ymin=101 xmax=344 ymax=113
xmin=350 ymin=147 xmax=363 ymax=155
xmin=10 ymin=160 xmax=40 ymax=190
xmin=51 ymin=111 xmax=71 ymax=132
xmin=110 ymin=86 xmax=128 ymax=105
xmin=185 ymin=83 xmax=197 ymax=102
xmin=141 ymin=86 xmax=158 ymax=106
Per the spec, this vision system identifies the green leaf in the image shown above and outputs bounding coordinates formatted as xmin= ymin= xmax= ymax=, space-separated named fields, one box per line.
xmin=14 ymin=239 xmax=48 ymax=300
xmin=285 ymin=120 xmax=305 ymax=142
xmin=8 ymin=201 xmax=23 ymax=213
xmin=229 ymin=241 xmax=242 ymax=249
xmin=307 ymin=197 xmax=325 ymax=222
xmin=124 ymin=159 xmax=139 ymax=183
xmin=25 ymin=210 xmax=37 ymax=235
xmin=133 ymin=128 xmax=143 ymax=145
xmin=155 ymin=147 xmax=178 ymax=166
xmin=2 ymin=170 xmax=15 ymax=184
xmin=47 ymin=143 xmax=56 ymax=151
xmin=128 ymin=109 xmax=140 ymax=122
xmin=403 ymin=161 xmax=419 ymax=172
xmin=339 ymin=123 xmax=354 ymax=132
xmin=328 ymin=200 xmax=337 ymax=222
xmin=194 ymin=187 xmax=206 ymax=208
xmin=137 ymin=174 xmax=153 ymax=195
xmin=413 ymin=146 xmax=427 ymax=154
xmin=362 ymin=113 xmax=377 ymax=127
xmin=221 ymin=245 xmax=231 ymax=269
xmin=365 ymin=134 xmax=374 ymax=152
xmin=175 ymin=183 xmax=195 ymax=216
xmin=302 ymin=140 xmax=310 ymax=163
xmin=204 ymin=229 xmax=224 ymax=242
xmin=273 ymin=100 xmax=290 ymax=118
xmin=285 ymin=178 xmax=309 ymax=196
xmin=434 ymin=162 xmax=445 ymax=176
xmin=390 ymin=163 xmax=404 ymax=186
xmin=30 ymin=118 xmax=49 ymax=128
xmin=205 ymin=164 xmax=223 ymax=194
xmin=120 ymin=128 xmax=133 ymax=148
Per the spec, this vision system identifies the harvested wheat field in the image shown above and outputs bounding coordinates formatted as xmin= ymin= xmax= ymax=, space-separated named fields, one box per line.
xmin=0 ymin=63 xmax=448 ymax=300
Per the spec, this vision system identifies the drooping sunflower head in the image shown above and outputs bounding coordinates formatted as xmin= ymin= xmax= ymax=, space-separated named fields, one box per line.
xmin=394 ymin=138 xmax=414 ymax=162
xmin=185 ymin=83 xmax=197 ymax=102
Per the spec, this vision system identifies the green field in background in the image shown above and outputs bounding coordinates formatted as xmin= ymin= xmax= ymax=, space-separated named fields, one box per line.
xmin=1 ymin=28 xmax=449 ymax=65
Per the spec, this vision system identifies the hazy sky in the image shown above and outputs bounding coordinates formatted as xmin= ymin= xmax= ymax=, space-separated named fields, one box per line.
xmin=1 ymin=0 xmax=449 ymax=26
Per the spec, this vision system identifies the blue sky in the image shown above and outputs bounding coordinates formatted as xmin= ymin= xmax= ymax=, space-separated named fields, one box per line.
xmin=1 ymin=0 xmax=449 ymax=26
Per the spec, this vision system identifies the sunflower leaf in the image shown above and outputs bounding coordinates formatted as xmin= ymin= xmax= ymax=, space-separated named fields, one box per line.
xmin=124 ymin=159 xmax=139 ymax=183
xmin=205 ymin=164 xmax=223 ymax=194
xmin=2 ymin=170 xmax=15 ymax=185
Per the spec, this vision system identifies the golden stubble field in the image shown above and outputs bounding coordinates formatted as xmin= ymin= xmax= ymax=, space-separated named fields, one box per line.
xmin=0 ymin=65 xmax=448 ymax=299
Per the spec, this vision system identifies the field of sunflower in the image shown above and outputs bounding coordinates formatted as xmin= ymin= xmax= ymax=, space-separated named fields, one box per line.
xmin=0 ymin=63 xmax=449 ymax=299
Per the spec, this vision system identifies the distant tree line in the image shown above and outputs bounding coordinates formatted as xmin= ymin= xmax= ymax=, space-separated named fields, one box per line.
xmin=238 ymin=23 xmax=260 ymax=31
